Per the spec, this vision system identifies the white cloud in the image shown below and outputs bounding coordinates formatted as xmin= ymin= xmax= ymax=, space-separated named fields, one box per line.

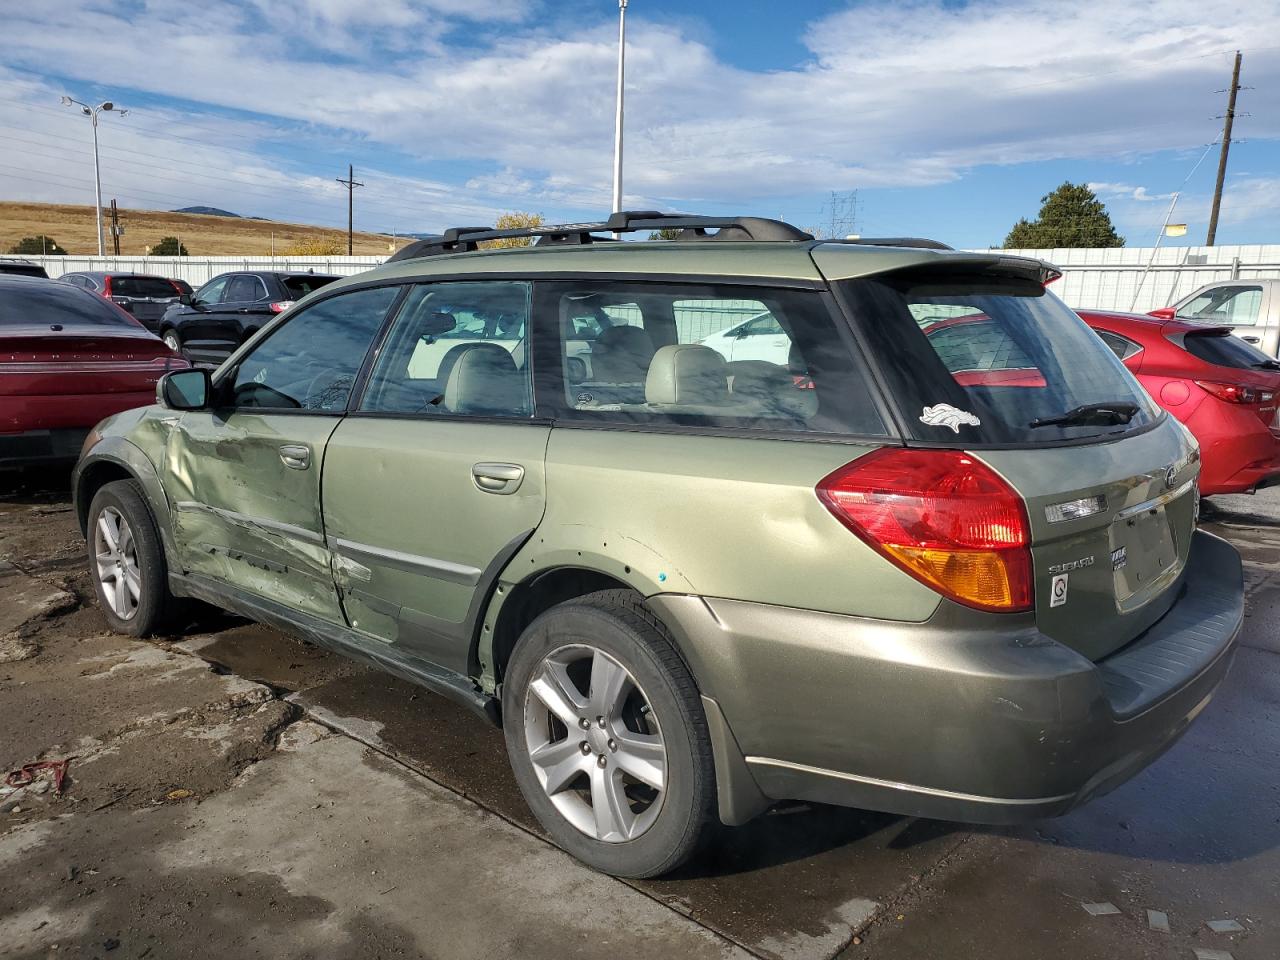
xmin=0 ymin=0 xmax=1276 ymax=231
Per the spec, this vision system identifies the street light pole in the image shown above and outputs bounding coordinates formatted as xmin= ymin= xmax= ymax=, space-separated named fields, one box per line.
xmin=90 ymin=111 xmax=103 ymax=255
xmin=61 ymin=97 xmax=128 ymax=257
xmin=612 ymin=0 xmax=628 ymax=219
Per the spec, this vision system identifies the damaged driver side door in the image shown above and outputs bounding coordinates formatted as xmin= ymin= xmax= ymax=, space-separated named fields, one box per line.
xmin=163 ymin=284 xmax=403 ymax=623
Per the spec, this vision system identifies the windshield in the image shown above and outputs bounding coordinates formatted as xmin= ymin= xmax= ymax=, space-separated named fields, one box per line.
xmin=840 ymin=274 xmax=1161 ymax=444
xmin=1182 ymin=330 xmax=1280 ymax=370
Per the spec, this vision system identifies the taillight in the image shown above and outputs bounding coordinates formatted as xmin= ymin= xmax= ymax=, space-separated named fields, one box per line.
xmin=269 ymin=300 xmax=294 ymax=313
xmin=817 ymin=448 xmax=1033 ymax=613
xmin=101 ymin=275 xmax=113 ymax=298
xmin=1195 ymin=380 xmax=1263 ymax=404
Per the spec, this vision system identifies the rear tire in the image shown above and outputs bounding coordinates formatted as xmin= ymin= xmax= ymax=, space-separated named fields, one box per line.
xmin=162 ymin=329 xmax=183 ymax=355
xmin=87 ymin=480 xmax=185 ymax=637
xmin=502 ymin=589 xmax=716 ymax=878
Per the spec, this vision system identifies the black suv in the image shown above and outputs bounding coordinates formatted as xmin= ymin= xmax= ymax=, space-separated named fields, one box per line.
xmin=160 ymin=271 xmax=340 ymax=363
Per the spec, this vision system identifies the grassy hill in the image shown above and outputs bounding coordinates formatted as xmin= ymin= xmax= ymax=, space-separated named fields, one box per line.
xmin=1 ymin=201 xmax=405 ymax=256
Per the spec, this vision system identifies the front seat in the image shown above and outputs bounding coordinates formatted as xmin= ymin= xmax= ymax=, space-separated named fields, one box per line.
xmin=442 ymin=343 xmax=528 ymax=416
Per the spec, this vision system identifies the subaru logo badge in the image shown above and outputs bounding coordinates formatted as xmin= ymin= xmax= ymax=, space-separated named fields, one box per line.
xmin=1165 ymin=465 xmax=1177 ymax=489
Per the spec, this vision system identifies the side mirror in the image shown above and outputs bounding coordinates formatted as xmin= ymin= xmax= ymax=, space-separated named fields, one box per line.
xmin=158 ymin=369 xmax=211 ymax=410
xmin=1147 ymin=307 xmax=1176 ymax=320
xmin=179 ymin=293 xmax=193 ymax=306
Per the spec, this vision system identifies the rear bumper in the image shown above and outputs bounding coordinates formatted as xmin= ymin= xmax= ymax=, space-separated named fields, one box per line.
xmin=1192 ymin=407 xmax=1280 ymax=495
xmin=653 ymin=529 xmax=1242 ymax=825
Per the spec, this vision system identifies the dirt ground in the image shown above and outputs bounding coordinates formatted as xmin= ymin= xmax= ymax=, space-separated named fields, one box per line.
xmin=1 ymin=466 xmax=1276 ymax=960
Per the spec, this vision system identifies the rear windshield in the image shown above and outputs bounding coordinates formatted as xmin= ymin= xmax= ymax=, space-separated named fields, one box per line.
xmin=112 ymin=275 xmax=179 ymax=299
xmin=283 ymin=275 xmax=339 ymax=298
xmin=0 ymin=282 xmax=138 ymax=327
xmin=1182 ymin=330 xmax=1280 ymax=371
xmin=840 ymin=274 xmax=1161 ymax=444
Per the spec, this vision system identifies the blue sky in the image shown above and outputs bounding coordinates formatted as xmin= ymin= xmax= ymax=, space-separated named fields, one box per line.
xmin=1 ymin=0 xmax=1277 ymax=250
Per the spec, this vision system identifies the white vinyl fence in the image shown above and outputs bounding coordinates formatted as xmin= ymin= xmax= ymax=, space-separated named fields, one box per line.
xmin=969 ymin=244 xmax=1280 ymax=313
xmin=16 ymin=244 xmax=1280 ymax=314
xmin=19 ymin=254 xmax=387 ymax=286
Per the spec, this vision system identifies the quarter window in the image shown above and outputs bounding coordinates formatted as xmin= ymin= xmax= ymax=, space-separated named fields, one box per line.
xmin=227 ymin=285 xmax=400 ymax=411
xmin=538 ymin=281 xmax=887 ymax=436
xmin=359 ymin=281 xmax=533 ymax=418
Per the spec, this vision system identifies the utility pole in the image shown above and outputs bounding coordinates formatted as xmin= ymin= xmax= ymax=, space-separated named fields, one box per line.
xmin=612 ymin=0 xmax=628 ymax=226
xmin=109 ymin=199 xmax=121 ymax=255
xmin=1206 ymin=51 xmax=1242 ymax=247
xmin=336 ymin=164 xmax=364 ymax=255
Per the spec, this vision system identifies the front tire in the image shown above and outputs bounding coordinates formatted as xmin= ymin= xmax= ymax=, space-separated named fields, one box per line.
xmin=162 ymin=329 xmax=183 ymax=355
xmin=503 ymin=589 xmax=716 ymax=878
xmin=87 ymin=480 xmax=183 ymax=637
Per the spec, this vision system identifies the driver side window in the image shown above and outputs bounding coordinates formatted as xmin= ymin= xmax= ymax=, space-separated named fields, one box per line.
xmin=228 ymin=285 xmax=400 ymax=411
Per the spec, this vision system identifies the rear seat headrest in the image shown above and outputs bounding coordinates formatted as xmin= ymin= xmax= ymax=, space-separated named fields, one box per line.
xmin=645 ymin=344 xmax=729 ymax=405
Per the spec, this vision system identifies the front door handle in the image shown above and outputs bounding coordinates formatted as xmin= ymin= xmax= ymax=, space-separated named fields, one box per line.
xmin=472 ymin=462 xmax=524 ymax=494
xmin=279 ymin=444 xmax=310 ymax=470
xmin=1242 ymin=335 xmax=1261 ymax=344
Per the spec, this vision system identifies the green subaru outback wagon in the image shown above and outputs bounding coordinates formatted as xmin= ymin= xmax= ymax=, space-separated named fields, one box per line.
xmin=74 ymin=212 xmax=1243 ymax=878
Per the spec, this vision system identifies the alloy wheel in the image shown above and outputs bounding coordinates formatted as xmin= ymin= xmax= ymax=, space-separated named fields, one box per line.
xmin=522 ymin=644 xmax=667 ymax=843
xmin=94 ymin=506 xmax=141 ymax=620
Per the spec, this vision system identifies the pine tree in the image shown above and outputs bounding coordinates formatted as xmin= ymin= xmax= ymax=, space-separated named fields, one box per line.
xmin=1004 ymin=182 xmax=1124 ymax=248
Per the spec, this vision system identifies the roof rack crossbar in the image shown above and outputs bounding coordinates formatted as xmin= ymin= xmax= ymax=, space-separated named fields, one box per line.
xmin=387 ymin=211 xmax=814 ymax=262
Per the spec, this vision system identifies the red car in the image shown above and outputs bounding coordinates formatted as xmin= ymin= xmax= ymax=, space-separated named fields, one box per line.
xmin=1079 ymin=310 xmax=1280 ymax=495
xmin=1 ymin=276 xmax=189 ymax=467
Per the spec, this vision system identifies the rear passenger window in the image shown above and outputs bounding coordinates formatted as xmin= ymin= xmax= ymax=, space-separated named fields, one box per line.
xmin=226 ymin=275 xmax=266 ymax=302
xmin=536 ymin=281 xmax=886 ymax=436
xmin=359 ymin=281 xmax=533 ymax=418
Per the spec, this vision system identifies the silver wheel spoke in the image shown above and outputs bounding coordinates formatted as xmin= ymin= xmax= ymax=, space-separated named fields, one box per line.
xmin=529 ymin=661 xmax=588 ymax=728
xmin=589 ymin=651 xmax=629 ymax=718
xmin=529 ymin=737 xmax=587 ymax=795
xmin=111 ymin=575 xmax=131 ymax=617
xmin=122 ymin=565 xmax=142 ymax=603
xmin=612 ymin=729 xmax=666 ymax=791
xmin=97 ymin=514 xmax=119 ymax=553
xmin=590 ymin=764 xmax=634 ymax=841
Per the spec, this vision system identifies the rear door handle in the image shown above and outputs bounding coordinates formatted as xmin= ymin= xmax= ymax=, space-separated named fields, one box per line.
xmin=279 ymin=444 xmax=310 ymax=470
xmin=472 ymin=462 xmax=524 ymax=494
xmin=1242 ymin=335 xmax=1261 ymax=344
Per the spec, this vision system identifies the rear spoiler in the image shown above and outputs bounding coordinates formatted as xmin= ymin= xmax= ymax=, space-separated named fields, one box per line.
xmin=876 ymin=253 xmax=1062 ymax=288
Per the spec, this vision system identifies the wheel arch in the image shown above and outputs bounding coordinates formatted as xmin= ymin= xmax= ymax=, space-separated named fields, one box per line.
xmin=74 ymin=438 xmax=178 ymax=566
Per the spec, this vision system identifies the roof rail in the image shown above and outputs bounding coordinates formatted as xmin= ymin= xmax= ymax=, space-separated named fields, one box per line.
xmin=386 ymin=211 xmax=814 ymax=263
xmin=834 ymin=237 xmax=954 ymax=251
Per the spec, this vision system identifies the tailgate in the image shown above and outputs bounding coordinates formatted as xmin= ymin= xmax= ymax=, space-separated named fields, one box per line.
xmin=978 ymin=418 xmax=1198 ymax=660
